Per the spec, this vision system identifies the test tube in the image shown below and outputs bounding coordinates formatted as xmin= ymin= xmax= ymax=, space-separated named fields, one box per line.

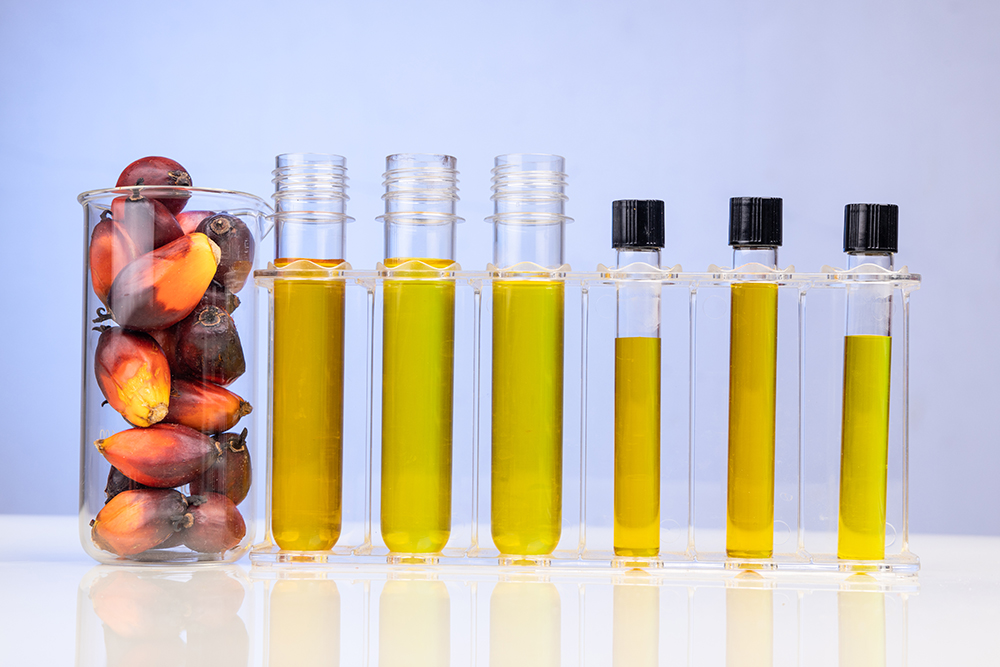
xmin=488 ymin=154 xmax=570 ymax=559
xmin=378 ymin=154 xmax=460 ymax=557
xmin=838 ymin=204 xmax=897 ymax=561
xmin=611 ymin=200 xmax=664 ymax=559
xmin=270 ymin=153 xmax=350 ymax=551
xmin=725 ymin=197 xmax=782 ymax=560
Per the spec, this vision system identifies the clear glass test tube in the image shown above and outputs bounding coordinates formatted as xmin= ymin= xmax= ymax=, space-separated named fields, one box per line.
xmin=378 ymin=154 xmax=460 ymax=558
xmin=488 ymin=154 xmax=570 ymax=560
xmin=838 ymin=204 xmax=897 ymax=561
xmin=725 ymin=197 xmax=782 ymax=560
xmin=269 ymin=153 xmax=351 ymax=552
xmin=611 ymin=200 xmax=664 ymax=559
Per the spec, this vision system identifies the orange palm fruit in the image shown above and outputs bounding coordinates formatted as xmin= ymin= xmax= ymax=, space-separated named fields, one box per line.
xmin=95 ymin=327 xmax=171 ymax=427
xmin=90 ymin=488 xmax=191 ymax=556
xmin=108 ymin=232 xmax=221 ymax=331
xmin=96 ymin=423 xmax=223 ymax=488
xmin=163 ymin=378 xmax=252 ymax=434
xmin=89 ymin=213 xmax=138 ymax=306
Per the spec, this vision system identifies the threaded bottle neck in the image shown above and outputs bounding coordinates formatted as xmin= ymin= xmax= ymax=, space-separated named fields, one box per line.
xmin=379 ymin=154 xmax=461 ymax=262
xmin=271 ymin=153 xmax=351 ymax=262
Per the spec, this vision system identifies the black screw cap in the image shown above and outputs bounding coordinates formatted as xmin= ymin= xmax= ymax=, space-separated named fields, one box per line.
xmin=729 ymin=197 xmax=782 ymax=247
xmin=844 ymin=203 xmax=898 ymax=253
xmin=612 ymin=200 xmax=665 ymax=249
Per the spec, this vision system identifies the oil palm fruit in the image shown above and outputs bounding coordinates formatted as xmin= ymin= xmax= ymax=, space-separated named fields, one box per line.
xmin=89 ymin=213 xmax=138 ymax=307
xmin=183 ymin=493 xmax=245 ymax=553
xmin=163 ymin=379 xmax=252 ymax=434
xmin=196 ymin=214 xmax=255 ymax=293
xmin=90 ymin=488 xmax=191 ymax=556
xmin=95 ymin=423 xmax=222 ymax=488
xmin=94 ymin=327 xmax=171 ymax=427
xmin=172 ymin=304 xmax=245 ymax=385
xmin=108 ymin=232 xmax=220 ymax=331
xmin=111 ymin=192 xmax=184 ymax=253
xmin=116 ymin=156 xmax=192 ymax=216
xmin=190 ymin=428 xmax=251 ymax=505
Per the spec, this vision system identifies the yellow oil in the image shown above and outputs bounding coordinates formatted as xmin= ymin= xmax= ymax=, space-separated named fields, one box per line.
xmin=271 ymin=258 xmax=346 ymax=551
xmin=380 ymin=257 xmax=455 ymax=554
xmin=614 ymin=336 xmax=661 ymax=557
xmin=491 ymin=280 xmax=564 ymax=556
xmin=838 ymin=335 xmax=892 ymax=561
xmin=726 ymin=282 xmax=778 ymax=559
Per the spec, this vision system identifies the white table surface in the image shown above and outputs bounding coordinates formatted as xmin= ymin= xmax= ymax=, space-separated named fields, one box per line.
xmin=1 ymin=515 xmax=997 ymax=665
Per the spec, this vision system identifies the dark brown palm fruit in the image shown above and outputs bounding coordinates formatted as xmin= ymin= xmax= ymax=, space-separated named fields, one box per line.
xmin=111 ymin=193 xmax=184 ymax=253
xmin=163 ymin=379 xmax=252 ymax=434
xmin=105 ymin=466 xmax=151 ymax=503
xmin=172 ymin=304 xmax=245 ymax=386
xmin=190 ymin=428 xmax=251 ymax=505
xmin=89 ymin=570 xmax=188 ymax=638
xmin=108 ymin=233 xmax=221 ymax=331
xmin=116 ymin=156 xmax=192 ymax=216
xmin=147 ymin=327 xmax=177 ymax=367
xmin=183 ymin=493 xmax=246 ymax=553
xmin=202 ymin=280 xmax=241 ymax=314
xmin=196 ymin=214 xmax=255 ymax=293
xmin=95 ymin=423 xmax=223 ymax=488
xmin=91 ymin=488 xmax=192 ymax=556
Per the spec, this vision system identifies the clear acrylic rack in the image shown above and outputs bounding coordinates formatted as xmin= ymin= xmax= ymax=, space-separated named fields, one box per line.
xmin=251 ymin=263 xmax=920 ymax=574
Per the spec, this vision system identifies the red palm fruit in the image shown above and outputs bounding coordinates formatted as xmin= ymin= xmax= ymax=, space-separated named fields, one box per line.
xmin=183 ymin=493 xmax=246 ymax=553
xmin=95 ymin=327 xmax=171 ymax=427
xmin=90 ymin=213 xmax=138 ymax=307
xmin=176 ymin=210 xmax=215 ymax=234
xmin=95 ymin=423 xmax=223 ymax=488
xmin=108 ymin=232 xmax=221 ymax=331
xmin=163 ymin=378 xmax=252 ymax=434
xmin=116 ymin=156 xmax=192 ymax=215
xmin=147 ymin=328 xmax=177 ymax=367
xmin=90 ymin=488 xmax=191 ymax=556
xmin=190 ymin=428 xmax=252 ymax=505
xmin=112 ymin=193 xmax=184 ymax=253
xmin=105 ymin=466 xmax=151 ymax=503
xmin=196 ymin=214 xmax=255 ymax=293
xmin=173 ymin=304 xmax=245 ymax=386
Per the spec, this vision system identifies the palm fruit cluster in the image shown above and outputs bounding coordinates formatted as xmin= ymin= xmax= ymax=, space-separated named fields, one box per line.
xmin=87 ymin=156 xmax=254 ymax=557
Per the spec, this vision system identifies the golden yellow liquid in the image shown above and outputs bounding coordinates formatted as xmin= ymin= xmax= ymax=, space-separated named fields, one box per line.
xmin=380 ymin=257 xmax=455 ymax=553
xmin=491 ymin=280 xmax=564 ymax=556
xmin=726 ymin=282 xmax=778 ymax=559
xmin=838 ymin=335 xmax=892 ymax=560
xmin=271 ymin=258 xmax=345 ymax=551
xmin=614 ymin=337 xmax=661 ymax=557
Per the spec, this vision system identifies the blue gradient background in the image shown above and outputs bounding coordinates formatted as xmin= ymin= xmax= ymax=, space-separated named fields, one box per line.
xmin=1 ymin=0 xmax=996 ymax=534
